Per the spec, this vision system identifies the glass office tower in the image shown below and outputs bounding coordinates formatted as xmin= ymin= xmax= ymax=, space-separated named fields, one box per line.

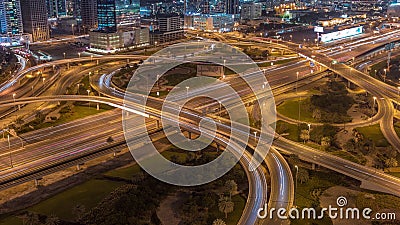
xmin=0 ymin=0 xmax=23 ymax=35
xmin=97 ymin=0 xmax=140 ymax=32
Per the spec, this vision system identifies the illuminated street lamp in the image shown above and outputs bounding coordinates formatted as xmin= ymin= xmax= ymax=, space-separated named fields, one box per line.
xmin=307 ymin=123 xmax=311 ymax=133
xmin=383 ymin=68 xmax=387 ymax=82
xmin=296 ymin=71 xmax=299 ymax=94
xmin=186 ymin=86 xmax=189 ymax=98
xmin=253 ymin=131 xmax=257 ymax=140
xmin=373 ymin=96 xmax=377 ymax=110
xmin=42 ymin=77 xmax=45 ymax=84
xmin=78 ymin=52 xmax=81 ymax=58
xmin=7 ymin=134 xmax=12 ymax=167
xmin=63 ymin=52 xmax=66 ymax=59
xmin=87 ymin=90 xmax=91 ymax=108
xmin=294 ymin=165 xmax=298 ymax=206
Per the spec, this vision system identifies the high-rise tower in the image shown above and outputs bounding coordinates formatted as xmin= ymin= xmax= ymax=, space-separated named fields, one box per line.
xmin=0 ymin=0 xmax=23 ymax=35
xmin=20 ymin=0 xmax=49 ymax=41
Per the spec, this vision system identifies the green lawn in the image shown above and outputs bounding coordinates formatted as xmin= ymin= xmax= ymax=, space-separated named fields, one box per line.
xmin=289 ymin=170 xmax=351 ymax=225
xmin=0 ymin=216 xmax=21 ymax=225
xmin=20 ymin=106 xmax=111 ymax=134
xmin=213 ymin=195 xmax=246 ymax=225
xmin=0 ymin=179 xmax=126 ymax=224
xmin=29 ymin=179 xmax=125 ymax=220
xmin=104 ymin=164 xmax=142 ymax=180
xmin=56 ymin=106 xmax=108 ymax=124
xmin=104 ymin=150 xmax=189 ymax=180
xmin=356 ymin=124 xmax=389 ymax=147
xmin=277 ymin=98 xmax=316 ymax=123
xmin=276 ymin=120 xmax=299 ymax=142
xmin=388 ymin=172 xmax=400 ymax=178
xmin=331 ymin=150 xmax=366 ymax=165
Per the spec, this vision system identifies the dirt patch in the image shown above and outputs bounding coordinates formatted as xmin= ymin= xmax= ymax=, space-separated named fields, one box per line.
xmin=157 ymin=191 xmax=186 ymax=225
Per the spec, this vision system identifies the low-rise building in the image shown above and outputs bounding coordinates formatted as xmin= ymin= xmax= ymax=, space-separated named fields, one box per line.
xmin=89 ymin=27 xmax=149 ymax=53
xmin=241 ymin=2 xmax=262 ymax=20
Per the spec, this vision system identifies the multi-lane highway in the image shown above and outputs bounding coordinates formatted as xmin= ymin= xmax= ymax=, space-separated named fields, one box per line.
xmin=2 ymin=30 xmax=400 ymax=225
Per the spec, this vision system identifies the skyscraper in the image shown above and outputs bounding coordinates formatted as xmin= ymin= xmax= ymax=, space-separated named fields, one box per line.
xmin=201 ymin=0 xmax=210 ymax=14
xmin=97 ymin=0 xmax=140 ymax=32
xmin=46 ymin=0 xmax=66 ymax=18
xmin=0 ymin=0 xmax=23 ymax=35
xmin=97 ymin=0 xmax=116 ymax=31
xmin=225 ymin=0 xmax=239 ymax=14
xmin=81 ymin=0 xmax=97 ymax=32
xmin=20 ymin=0 xmax=50 ymax=41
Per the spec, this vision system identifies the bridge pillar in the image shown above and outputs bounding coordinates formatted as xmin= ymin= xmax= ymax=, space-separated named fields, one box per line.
xmin=76 ymin=163 xmax=84 ymax=171
xmin=34 ymin=178 xmax=42 ymax=187
xmin=188 ymin=131 xmax=192 ymax=139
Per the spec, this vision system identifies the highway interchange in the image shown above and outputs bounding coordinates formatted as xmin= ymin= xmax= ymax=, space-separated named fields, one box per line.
xmin=1 ymin=30 xmax=400 ymax=224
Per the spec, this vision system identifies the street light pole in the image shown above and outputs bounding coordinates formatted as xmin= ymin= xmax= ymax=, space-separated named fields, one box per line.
xmin=294 ymin=165 xmax=298 ymax=207
xmin=372 ymin=96 xmax=377 ymax=117
xmin=12 ymin=93 xmax=16 ymax=110
xmin=186 ymin=86 xmax=189 ymax=99
xmin=383 ymin=68 xmax=387 ymax=82
xmin=87 ymin=90 xmax=90 ymax=108
xmin=7 ymin=134 xmax=13 ymax=168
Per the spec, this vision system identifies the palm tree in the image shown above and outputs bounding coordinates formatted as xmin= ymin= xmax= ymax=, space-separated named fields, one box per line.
xmin=312 ymin=108 xmax=321 ymax=120
xmin=17 ymin=213 xmax=29 ymax=225
xmin=213 ymin=219 xmax=227 ymax=225
xmin=218 ymin=196 xmax=234 ymax=219
xmin=45 ymin=214 xmax=60 ymax=225
xmin=225 ymin=180 xmax=238 ymax=199
xmin=321 ymin=136 xmax=331 ymax=148
xmin=298 ymin=168 xmax=309 ymax=184
xmin=24 ymin=212 xmax=40 ymax=225
xmin=300 ymin=129 xmax=310 ymax=143
xmin=385 ymin=158 xmax=398 ymax=168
